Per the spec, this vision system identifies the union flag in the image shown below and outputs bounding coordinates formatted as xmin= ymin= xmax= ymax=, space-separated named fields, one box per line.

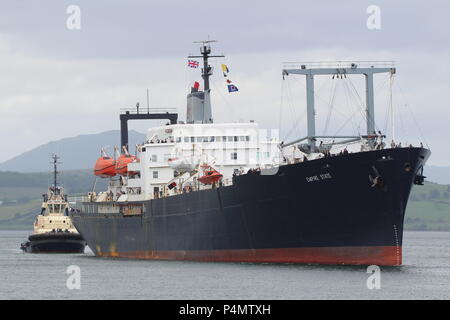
xmin=188 ymin=60 xmax=199 ymax=68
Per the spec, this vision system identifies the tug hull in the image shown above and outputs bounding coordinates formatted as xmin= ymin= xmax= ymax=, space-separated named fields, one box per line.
xmin=21 ymin=232 xmax=86 ymax=254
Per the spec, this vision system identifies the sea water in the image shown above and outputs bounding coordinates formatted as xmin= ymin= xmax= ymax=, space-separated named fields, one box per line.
xmin=0 ymin=230 xmax=449 ymax=299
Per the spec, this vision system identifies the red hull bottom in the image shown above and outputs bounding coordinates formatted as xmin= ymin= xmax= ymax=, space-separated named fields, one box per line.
xmin=96 ymin=245 xmax=402 ymax=266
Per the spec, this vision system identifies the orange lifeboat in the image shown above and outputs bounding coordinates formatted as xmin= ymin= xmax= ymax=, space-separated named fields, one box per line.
xmin=94 ymin=150 xmax=116 ymax=177
xmin=116 ymin=154 xmax=137 ymax=175
xmin=197 ymin=164 xmax=223 ymax=185
xmin=115 ymin=146 xmax=138 ymax=176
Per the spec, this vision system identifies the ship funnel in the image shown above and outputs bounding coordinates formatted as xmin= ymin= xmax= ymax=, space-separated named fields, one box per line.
xmin=186 ymin=90 xmax=212 ymax=124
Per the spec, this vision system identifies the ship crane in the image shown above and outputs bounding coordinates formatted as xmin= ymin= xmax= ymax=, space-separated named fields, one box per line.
xmin=281 ymin=61 xmax=395 ymax=154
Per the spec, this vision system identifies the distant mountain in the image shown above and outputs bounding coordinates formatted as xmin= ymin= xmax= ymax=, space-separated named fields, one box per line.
xmin=424 ymin=165 xmax=450 ymax=185
xmin=0 ymin=130 xmax=146 ymax=172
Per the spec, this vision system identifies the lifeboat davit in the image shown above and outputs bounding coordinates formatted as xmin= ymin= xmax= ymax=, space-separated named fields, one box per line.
xmin=94 ymin=151 xmax=116 ymax=178
xmin=115 ymin=154 xmax=137 ymax=175
xmin=197 ymin=165 xmax=223 ymax=185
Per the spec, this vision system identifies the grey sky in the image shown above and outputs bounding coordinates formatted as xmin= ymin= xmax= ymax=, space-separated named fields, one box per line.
xmin=1 ymin=1 xmax=449 ymax=165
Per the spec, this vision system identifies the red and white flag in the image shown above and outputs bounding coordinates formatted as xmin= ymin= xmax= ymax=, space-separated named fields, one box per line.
xmin=188 ymin=60 xmax=199 ymax=68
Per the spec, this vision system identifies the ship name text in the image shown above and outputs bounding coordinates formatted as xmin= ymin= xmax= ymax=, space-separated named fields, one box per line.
xmin=306 ymin=173 xmax=333 ymax=182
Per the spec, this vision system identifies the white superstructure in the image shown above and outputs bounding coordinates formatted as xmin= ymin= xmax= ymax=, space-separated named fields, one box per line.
xmin=33 ymin=187 xmax=79 ymax=234
xmin=98 ymin=121 xmax=280 ymax=203
xmin=90 ymin=41 xmax=284 ymax=204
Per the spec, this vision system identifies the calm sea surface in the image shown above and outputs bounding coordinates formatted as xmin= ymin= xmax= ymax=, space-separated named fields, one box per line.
xmin=0 ymin=230 xmax=449 ymax=300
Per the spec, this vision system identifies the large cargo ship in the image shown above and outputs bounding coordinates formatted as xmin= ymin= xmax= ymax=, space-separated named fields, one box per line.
xmin=71 ymin=41 xmax=430 ymax=265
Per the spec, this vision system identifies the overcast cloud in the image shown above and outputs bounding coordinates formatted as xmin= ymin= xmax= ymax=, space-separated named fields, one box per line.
xmin=1 ymin=0 xmax=450 ymax=165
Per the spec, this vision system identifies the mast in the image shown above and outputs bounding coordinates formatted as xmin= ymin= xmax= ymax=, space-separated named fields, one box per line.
xmin=51 ymin=154 xmax=60 ymax=195
xmin=187 ymin=40 xmax=224 ymax=123
xmin=146 ymin=88 xmax=150 ymax=113
xmin=390 ymin=73 xmax=395 ymax=142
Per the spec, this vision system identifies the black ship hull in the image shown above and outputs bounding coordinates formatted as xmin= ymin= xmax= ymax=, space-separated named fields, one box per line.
xmin=20 ymin=232 xmax=86 ymax=253
xmin=72 ymin=147 xmax=429 ymax=265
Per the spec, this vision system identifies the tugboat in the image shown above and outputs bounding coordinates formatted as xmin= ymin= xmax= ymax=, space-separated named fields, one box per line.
xmin=20 ymin=155 xmax=86 ymax=253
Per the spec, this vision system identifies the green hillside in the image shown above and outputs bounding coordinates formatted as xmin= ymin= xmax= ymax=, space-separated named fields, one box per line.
xmin=0 ymin=169 xmax=107 ymax=196
xmin=0 ymin=169 xmax=107 ymax=230
xmin=0 ymin=199 xmax=42 ymax=230
xmin=405 ymin=182 xmax=450 ymax=231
